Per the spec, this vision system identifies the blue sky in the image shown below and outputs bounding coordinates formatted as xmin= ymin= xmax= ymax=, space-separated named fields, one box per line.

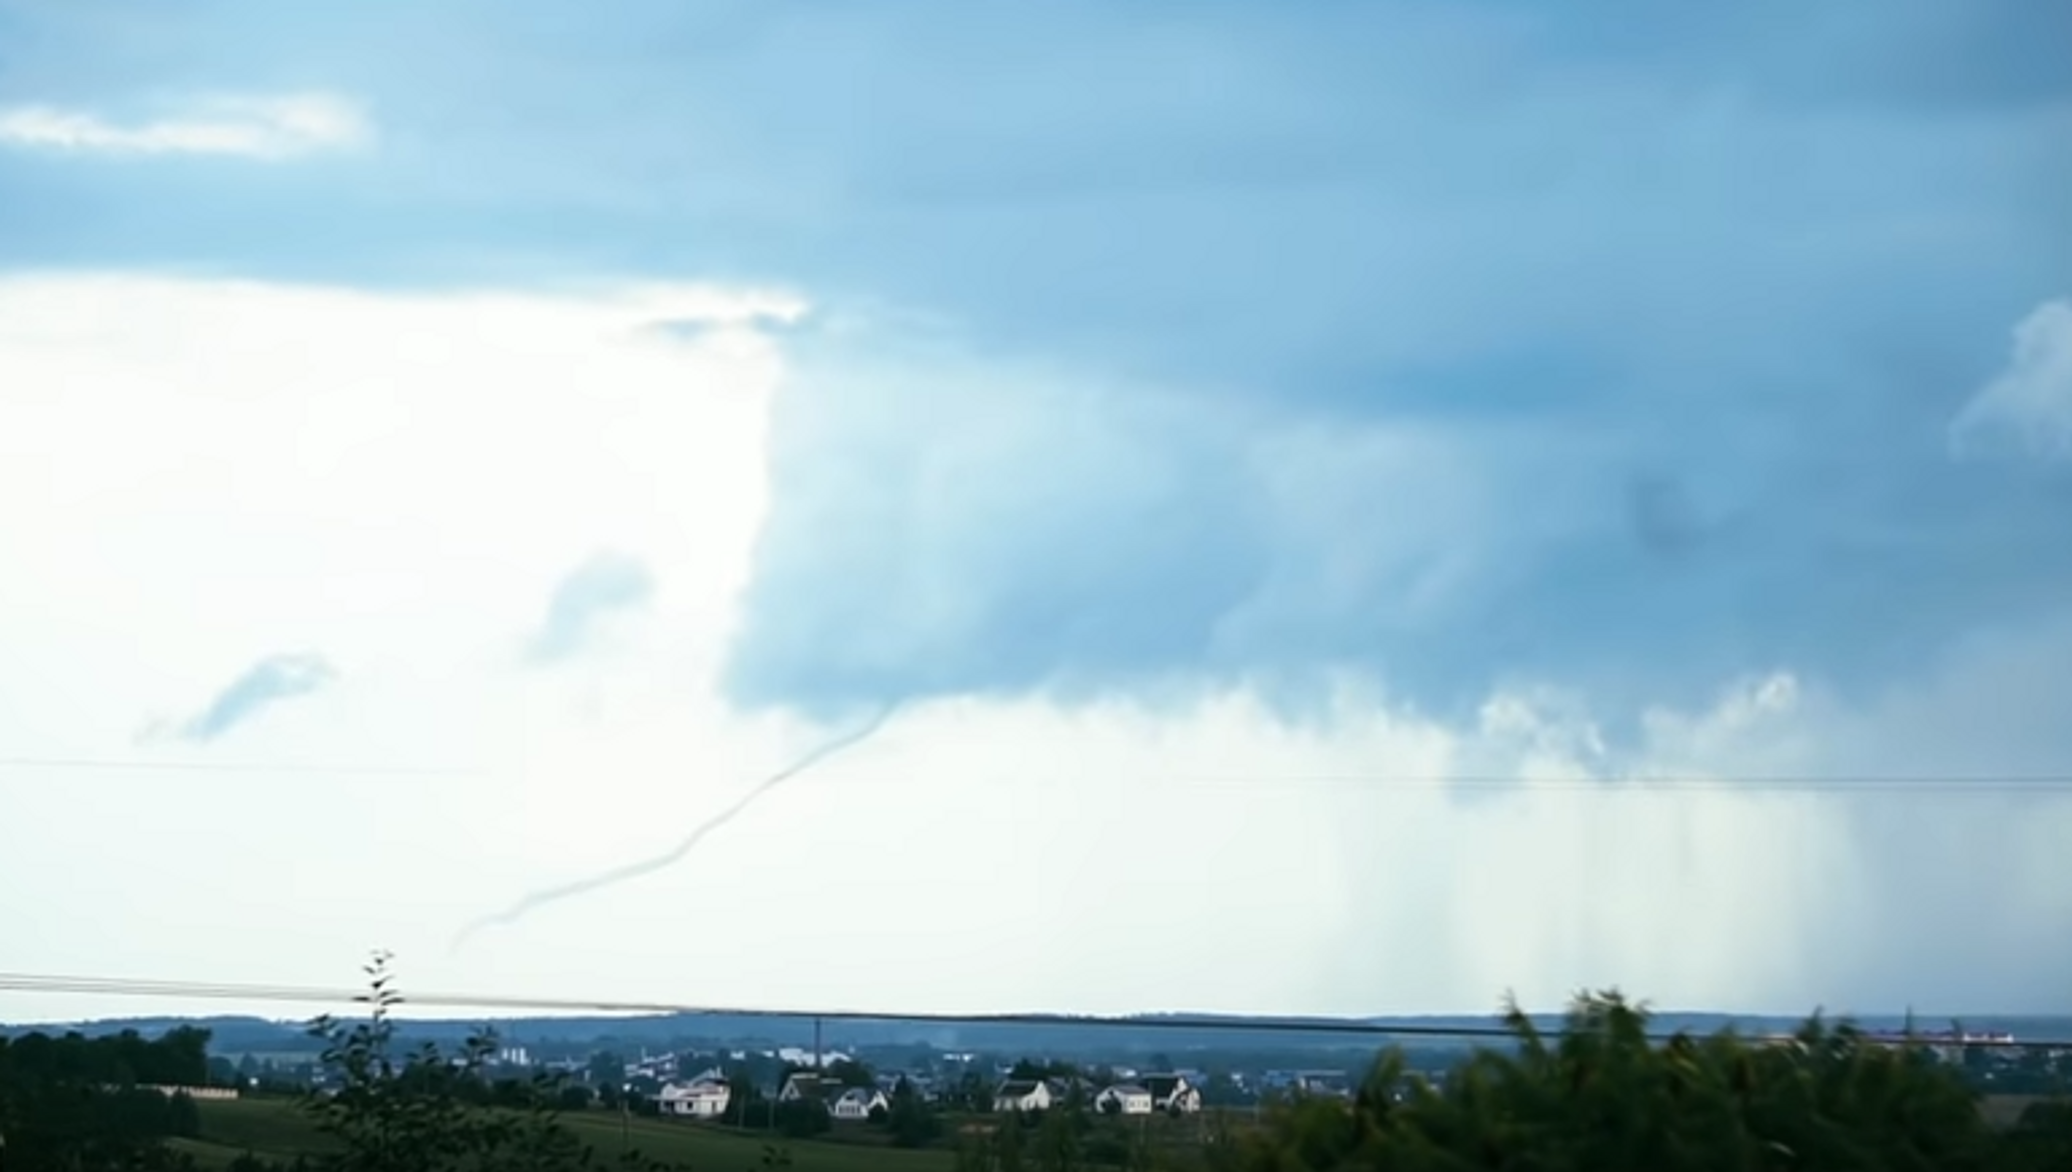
xmin=2 ymin=1 xmax=2070 ymax=1019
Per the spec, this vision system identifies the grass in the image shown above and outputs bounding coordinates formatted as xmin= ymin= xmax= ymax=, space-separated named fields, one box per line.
xmin=190 ymin=1097 xmax=341 ymax=1162
xmin=192 ymin=1097 xmax=955 ymax=1171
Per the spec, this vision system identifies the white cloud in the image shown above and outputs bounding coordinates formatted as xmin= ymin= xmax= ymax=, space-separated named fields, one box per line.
xmin=1950 ymin=298 xmax=2072 ymax=461
xmin=0 ymin=274 xmax=2066 ymax=1026
xmin=0 ymin=93 xmax=373 ymax=159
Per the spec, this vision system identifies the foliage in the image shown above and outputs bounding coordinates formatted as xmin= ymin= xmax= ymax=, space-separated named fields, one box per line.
xmin=0 ymin=1023 xmax=213 ymax=1171
xmin=826 ymin=1058 xmax=877 ymax=1088
xmin=1205 ymin=990 xmax=2072 ymax=1172
xmin=941 ymin=1070 xmax=997 ymax=1113
xmin=298 ymin=951 xmax=689 ymax=1172
xmin=773 ymin=1097 xmax=834 ymax=1139
xmin=885 ymin=1077 xmax=945 ymax=1148
xmin=720 ymin=1067 xmax=769 ymax=1126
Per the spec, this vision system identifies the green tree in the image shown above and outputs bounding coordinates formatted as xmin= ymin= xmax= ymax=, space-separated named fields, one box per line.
xmin=826 ymin=1057 xmax=876 ymax=1088
xmin=772 ymin=1098 xmax=831 ymax=1139
xmin=1213 ymin=990 xmax=2072 ymax=1172
xmin=586 ymin=1051 xmax=625 ymax=1089
xmin=0 ymin=1023 xmax=214 ymax=1171
xmin=885 ymin=1077 xmax=943 ymax=1148
xmin=949 ymin=1069 xmax=995 ymax=1113
xmin=719 ymin=1068 xmax=765 ymax=1127
xmin=302 ymin=951 xmax=688 ymax=1172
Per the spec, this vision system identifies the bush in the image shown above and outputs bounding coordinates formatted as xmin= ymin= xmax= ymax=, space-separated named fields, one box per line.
xmin=772 ymin=1098 xmax=832 ymax=1139
xmin=1215 ymin=991 xmax=2072 ymax=1172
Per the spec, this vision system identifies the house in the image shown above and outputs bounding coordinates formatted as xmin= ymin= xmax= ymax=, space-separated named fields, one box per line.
xmin=1262 ymin=1070 xmax=1351 ymax=1100
xmin=1093 ymin=1084 xmax=1154 ymax=1115
xmin=829 ymin=1087 xmax=889 ymax=1121
xmin=656 ymin=1078 xmax=731 ymax=1119
xmin=1140 ymin=1074 xmax=1202 ymax=1114
xmin=775 ymin=1046 xmax=852 ymax=1068
xmin=778 ymin=1072 xmax=827 ymax=1103
xmin=993 ymin=1079 xmax=1054 ymax=1113
xmin=1042 ymin=1077 xmax=1081 ymax=1107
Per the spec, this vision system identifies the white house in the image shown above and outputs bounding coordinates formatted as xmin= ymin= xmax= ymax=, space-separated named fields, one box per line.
xmin=829 ymin=1087 xmax=889 ymax=1121
xmin=656 ymin=1078 xmax=731 ymax=1119
xmin=775 ymin=1046 xmax=852 ymax=1068
xmin=1140 ymin=1074 xmax=1202 ymax=1115
xmin=1093 ymin=1084 xmax=1154 ymax=1115
xmin=993 ymin=1079 xmax=1054 ymax=1113
xmin=778 ymin=1072 xmax=827 ymax=1103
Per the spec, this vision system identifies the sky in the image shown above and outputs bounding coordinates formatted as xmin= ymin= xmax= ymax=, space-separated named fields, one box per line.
xmin=1 ymin=0 xmax=2070 ymax=1026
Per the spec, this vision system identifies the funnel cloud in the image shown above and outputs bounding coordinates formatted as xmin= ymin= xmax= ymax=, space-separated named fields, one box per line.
xmin=453 ymin=702 xmax=901 ymax=948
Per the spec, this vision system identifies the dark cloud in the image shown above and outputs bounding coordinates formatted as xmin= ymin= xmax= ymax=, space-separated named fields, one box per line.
xmin=174 ymin=652 xmax=336 ymax=743
xmin=1626 ymin=474 xmax=1705 ymax=560
xmin=723 ymin=332 xmax=2072 ymax=727
xmin=4 ymin=0 xmax=2067 ymax=731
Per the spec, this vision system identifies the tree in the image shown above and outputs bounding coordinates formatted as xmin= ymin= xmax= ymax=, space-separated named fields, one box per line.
xmin=301 ymin=951 xmax=690 ymax=1172
xmin=949 ymin=1069 xmax=995 ymax=1113
xmin=0 ymin=1022 xmax=215 ymax=1171
xmin=719 ymin=1069 xmax=766 ymax=1127
xmin=826 ymin=1057 xmax=876 ymax=1088
xmin=884 ymin=1078 xmax=942 ymax=1148
xmin=555 ymin=1084 xmax=594 ymax=1112
xmin=771 ymin=1099 xmax=831 ymax=1139
xmin=1213 ymin=990 xmax=2072 ymax=1172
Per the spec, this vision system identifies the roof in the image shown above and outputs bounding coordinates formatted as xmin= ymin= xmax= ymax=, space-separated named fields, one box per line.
xmin=657 ymin=1080 xmax=729 ymax=1100
xmin=782 ymin=1072 xmax=829 ymax=1097
xmin=1142 ymin=1075 xmax=1189 ymax=1097
xmin=996 ymin=1080 xmax=1044 ymax=1097
xmin=1102 ymin=1084 xmax=1151 ymax=1097
xmin=834 ymin=1087 xmax=883 ymax=1105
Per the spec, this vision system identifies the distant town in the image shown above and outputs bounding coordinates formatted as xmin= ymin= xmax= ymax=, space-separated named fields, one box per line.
xmin=22 ymin=1009 xmax=2063 ymax=1124
xmin=6 ymin=1002 xmax=2070 ymax=1168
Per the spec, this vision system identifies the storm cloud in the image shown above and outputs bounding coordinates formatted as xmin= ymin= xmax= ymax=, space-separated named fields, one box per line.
xmin=6 ymin=0 xmax=2058 ymax=739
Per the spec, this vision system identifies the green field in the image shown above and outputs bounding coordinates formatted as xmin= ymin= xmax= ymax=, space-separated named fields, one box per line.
xmin=186 ymin=1097 xmax=954 ymax=1171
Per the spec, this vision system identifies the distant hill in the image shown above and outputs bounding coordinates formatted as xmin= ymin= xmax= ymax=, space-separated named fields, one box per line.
xmin=0 ymin=1014 xmax=314 ymax=1052
xmin=10 ymin=1008 xmax=2067 ymax=1059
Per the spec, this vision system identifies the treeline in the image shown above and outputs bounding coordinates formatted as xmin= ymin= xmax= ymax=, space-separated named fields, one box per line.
xmin=1183 ymin=994 xmax=2072 ymax=1172
xmin=0 ymin=1027 xmax=212 ymax=1170
xmin=6 ymin=967 xmax=2072 ymax=1171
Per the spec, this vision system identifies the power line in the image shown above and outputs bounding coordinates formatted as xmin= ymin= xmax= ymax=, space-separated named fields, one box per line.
xmin=2 ymin=972 xmax=2067 ymax=1051
xmin=3 ymin=756 xmax=2071 ymax=791
xmin=0 ymin=757 xmax=481 ymax=777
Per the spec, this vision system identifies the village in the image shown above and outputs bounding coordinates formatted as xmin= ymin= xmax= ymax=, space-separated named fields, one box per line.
xmin=597 ymin=1044 xmax=1362 ymax=1126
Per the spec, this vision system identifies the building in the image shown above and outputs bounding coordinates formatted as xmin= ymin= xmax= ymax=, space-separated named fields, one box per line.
xmin=778 ymin=1072 xmax=828 ymax=1103
xmin=139 ymin=1085 xmax=241 ymax=1102
xmin=993 ymin=1079 xmax=1054 ymax=1113
xmin=1141 ymin=1074 xmax=1202 ymax=1114
xmin=1263 ymin=1070 xmax=1352 ymax=1099
xmin=1043 ymin=1077 xmax=1083 ymax=1107
xmin=1093 ymin=1084 xmax=1154 ymax=1115
xmin=830 ymin=1087 xmax=889 ymax=1121
xmin=656 ymin=1078 xmax=731 ymax=1119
